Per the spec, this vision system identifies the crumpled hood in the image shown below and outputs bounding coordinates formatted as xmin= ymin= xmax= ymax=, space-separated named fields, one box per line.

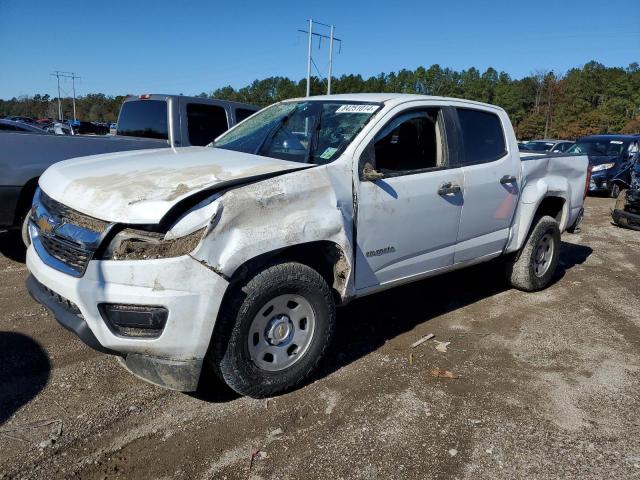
xmin=39 ymin=146 xmax=311 ymax=224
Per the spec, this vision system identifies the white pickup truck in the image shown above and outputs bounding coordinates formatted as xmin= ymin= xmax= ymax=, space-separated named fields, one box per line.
xmin=25 ymin=94 xmax=588 ymax=397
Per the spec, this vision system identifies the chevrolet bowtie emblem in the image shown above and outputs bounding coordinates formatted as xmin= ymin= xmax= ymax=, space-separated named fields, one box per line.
xmin=36 ymin=216 xmax=56 ymax=234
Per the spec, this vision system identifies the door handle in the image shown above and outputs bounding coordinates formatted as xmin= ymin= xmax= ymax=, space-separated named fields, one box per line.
xmin=500 ymin=175 xmax=517 ymax=185
xmin=438 ymin=182 xmax=462 ymax=196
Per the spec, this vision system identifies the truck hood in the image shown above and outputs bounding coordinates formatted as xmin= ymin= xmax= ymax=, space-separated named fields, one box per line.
xmin=39 ymin=146 xmax=311 ymax=224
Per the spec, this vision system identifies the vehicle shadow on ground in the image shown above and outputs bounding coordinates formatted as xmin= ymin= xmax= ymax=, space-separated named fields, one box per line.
xmin=0 ymin=332 xmax=50 ymax=426
xmin=317 ymin=240 xmax=592 ymax=382
xmin=0 ymin=232 xmax=26 ymax=263
xmin=191 ymin=241 xmax=592 ymax=403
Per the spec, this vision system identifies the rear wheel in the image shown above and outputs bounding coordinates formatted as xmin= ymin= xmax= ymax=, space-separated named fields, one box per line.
xmin=209 ymin=262 xmax=336 ymax=398
xmin=505 ymin=215 xmax=561 ymax=292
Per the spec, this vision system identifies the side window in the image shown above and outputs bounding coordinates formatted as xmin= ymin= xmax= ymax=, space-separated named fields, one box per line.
xmin=456 ymin=108 xmax=506 ymax=165
xmin=371 ymin=108 xmax=447 ymax=174
xmin=235 ymin=108 xmax=257 ymax=123
xmin=186 ymin=104 xmax=228 ymax=146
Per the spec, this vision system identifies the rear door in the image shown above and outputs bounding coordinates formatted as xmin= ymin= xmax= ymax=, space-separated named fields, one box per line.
xmin=453 ymin=107 xmax=519 ymax=263
xmin=181 ymin=101 xmax=229 ymax=147
xmin=354 ymin=104 xmax=464 ymax=289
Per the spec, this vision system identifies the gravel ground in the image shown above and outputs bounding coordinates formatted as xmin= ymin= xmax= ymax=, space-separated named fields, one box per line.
xmin=0 ymin=196 xmax=639 ymax=479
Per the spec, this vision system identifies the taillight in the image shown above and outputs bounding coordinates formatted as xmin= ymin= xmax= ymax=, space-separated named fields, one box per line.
xmin=138 ymin=94 xmax=151 ymax=100
xmin=584 ymin=165 xmax=592 ymax=199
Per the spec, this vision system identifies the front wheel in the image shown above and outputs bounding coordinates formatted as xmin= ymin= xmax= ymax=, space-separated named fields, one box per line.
xmin=209 ymin=262 xmax=336 ymax=398
xmin=505 ymin=215 xmax=561 ymax=292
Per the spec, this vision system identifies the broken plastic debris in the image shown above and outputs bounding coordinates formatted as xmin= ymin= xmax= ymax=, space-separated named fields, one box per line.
xmin=431 ymin=368 xmax=459 ymax=379
xmin=435 ymin=341 xmax=450 ymax=353
xmin=411 ymin=333 xmax=435 ymax=348
xmin=248 ymin=447 xmax=260 ymax=473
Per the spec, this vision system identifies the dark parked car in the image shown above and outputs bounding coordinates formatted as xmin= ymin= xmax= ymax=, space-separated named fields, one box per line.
xmin=74 ymin=121 xmax=110 ymax=135
xmin=0 ymin=119 xmax=51 ymax=134
xmin=567 ymin=135 xmax=640 ymax=197
xmin=612 ymin=155 xmax=640 ymax=230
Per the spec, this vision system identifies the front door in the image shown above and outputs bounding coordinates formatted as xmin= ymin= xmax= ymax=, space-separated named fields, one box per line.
xmin=355 ymin=106 xmax=464 ymax=289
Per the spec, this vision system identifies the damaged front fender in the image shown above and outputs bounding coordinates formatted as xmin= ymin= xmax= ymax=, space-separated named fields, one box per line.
xmin=190 ymin=163 xmax=356 ymax=300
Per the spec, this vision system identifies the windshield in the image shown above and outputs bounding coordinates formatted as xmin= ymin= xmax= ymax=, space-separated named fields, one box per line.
xmin=567 ymin=139 xmax=628 ymax=156
xmin=212 ymin=101 xmax=381 ymax=164
xmin=522 ymin=141 xmax=555 ymax=151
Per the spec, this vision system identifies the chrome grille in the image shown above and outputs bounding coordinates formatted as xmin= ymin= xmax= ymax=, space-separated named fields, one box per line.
xmin=31 ymin=189 xmax=111 ymax=277
xmin=40 ymin=191 xmax=108 ymax=233
xmin=39 ymin=234 xmax=92 ymax=275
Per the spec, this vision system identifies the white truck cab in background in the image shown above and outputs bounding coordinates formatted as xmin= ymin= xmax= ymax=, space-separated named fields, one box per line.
xmin=25 ymin=94 xmax=589 ymax=397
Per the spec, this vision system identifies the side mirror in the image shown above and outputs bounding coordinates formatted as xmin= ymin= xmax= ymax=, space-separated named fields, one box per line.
xmin=362 ymin=162 xmax=385 ymax=182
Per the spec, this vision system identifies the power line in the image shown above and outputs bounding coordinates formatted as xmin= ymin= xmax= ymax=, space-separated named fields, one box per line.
xmin=297 ymin=19 xmax=342 ymax=96
xmin=50 ymin=71 xmax=81 ymax=121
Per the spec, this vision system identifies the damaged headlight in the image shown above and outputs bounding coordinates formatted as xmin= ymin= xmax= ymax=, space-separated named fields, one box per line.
xmin=591 ymin=162 xmax=615 ymax=172
xmin=102 ymin=227 xmax=206 ymax=260
xmin=102 ymin=197 xmax=222 ymax=261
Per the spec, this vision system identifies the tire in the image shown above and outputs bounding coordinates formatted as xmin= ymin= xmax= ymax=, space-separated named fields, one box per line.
xmin=209 ymin=262 xmax=336 ymax=398
xmin=21 ymin=214 xmax=31 ymax=248
xmin=610 ymin=183 xmax=621 ymax=199
xmin=505 ymin=215 xmax=561 ymax=292
xmin=613 ymin=189 xmax=628 ymax=213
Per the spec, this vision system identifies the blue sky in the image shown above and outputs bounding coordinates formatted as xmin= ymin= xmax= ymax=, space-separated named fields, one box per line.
xmin=0 ymin=0 xmax=638 ymax=99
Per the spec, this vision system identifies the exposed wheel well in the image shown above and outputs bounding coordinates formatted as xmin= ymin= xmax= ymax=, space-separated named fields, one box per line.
xmin=535 ymin=196 xmax=565 ymax=224
xmin=13 ymin=178 xmax=39 ymax=225
xmin=229 ymin=241 xmax=349 ymax=304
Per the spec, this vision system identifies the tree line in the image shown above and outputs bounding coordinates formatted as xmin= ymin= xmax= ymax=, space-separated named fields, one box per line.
xmin=2 ymin=61 xmax=638 ymax=139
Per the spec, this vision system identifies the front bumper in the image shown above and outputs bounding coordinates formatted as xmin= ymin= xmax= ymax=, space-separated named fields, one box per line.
xmin=26 ymin=244 xmax=229 ymax=391
xmin=589 ymin=173 xmax=614 ymax=193
xmin=612 ymin=208 xmax=640 ymax=230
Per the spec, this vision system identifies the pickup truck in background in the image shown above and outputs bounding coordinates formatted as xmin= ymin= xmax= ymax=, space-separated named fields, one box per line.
xmin=0 ymin=94 xmax=258 ymax=237
xmin=25 ymin=94 xmax=588 ymax=398
xmin=566 ymin=134 xmax=640 ymax=197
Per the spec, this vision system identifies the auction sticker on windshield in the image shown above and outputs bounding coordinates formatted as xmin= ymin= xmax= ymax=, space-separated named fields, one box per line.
xmin=319 ymin=147 xmax=338 ymax=160
xmin=335 ymin=104 xmax=380 ymax=114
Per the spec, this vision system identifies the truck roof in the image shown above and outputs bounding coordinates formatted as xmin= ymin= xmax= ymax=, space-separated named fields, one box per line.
xmin=286 ymin=93 xmax=505 ymax=111
xmin=123 ymin=93 xmax=258 ymax=110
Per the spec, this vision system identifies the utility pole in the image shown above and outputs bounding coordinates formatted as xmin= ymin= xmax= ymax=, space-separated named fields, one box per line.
xmin=51 ymin=71 xmax=63 ymax=121
xmin=306 ymin=19 xmax=313 ymax=97
xmin=297 ymin=20 xmax=341 ymax=96
xmin=50 ymin=71 xmax=81 ymax=121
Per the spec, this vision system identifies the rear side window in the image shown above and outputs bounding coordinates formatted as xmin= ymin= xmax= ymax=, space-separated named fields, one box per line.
xmin=187 ymin=104 xmax=228 ymax=146
xmin=457 ymin=108 xmax=506 ymax=164
xmin=117 ymin=100 xmax=168 ymax=140
xmin=235 ymin=108 xmax=256 ymax=123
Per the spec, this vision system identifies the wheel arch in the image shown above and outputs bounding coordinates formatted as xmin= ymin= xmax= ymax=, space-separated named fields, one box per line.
xmin=506 ymin=194 xmax=567 ymax=254
xmin=13 ymin=177 xmax=39 ymax=225
xmin=228 ymin=240 xmax=350 ymax=305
